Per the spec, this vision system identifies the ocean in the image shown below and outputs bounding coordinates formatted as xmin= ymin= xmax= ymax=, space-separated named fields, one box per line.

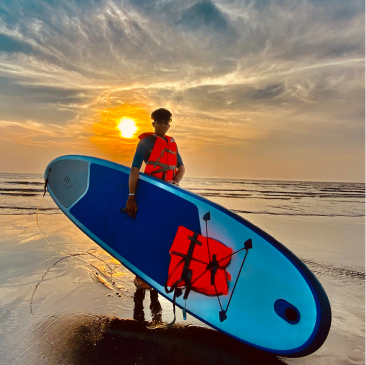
xmin=0 ymin=172 xmax=364 ymax=364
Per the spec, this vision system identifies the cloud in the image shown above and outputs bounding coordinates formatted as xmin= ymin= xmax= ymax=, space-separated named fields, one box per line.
xmin=0 ymin=33 xmax=34 ymax=53
xmin=0 ymin=118 xmax=88 ymax=147
xmin=0 ymin=0 xmax=364 ymax=180
xmin=177 ymin=0 xmax=237 ymax=38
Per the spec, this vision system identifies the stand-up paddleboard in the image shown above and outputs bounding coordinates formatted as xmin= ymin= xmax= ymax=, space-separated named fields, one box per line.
xmin=44 ymin=155 xmax=331 ymax=357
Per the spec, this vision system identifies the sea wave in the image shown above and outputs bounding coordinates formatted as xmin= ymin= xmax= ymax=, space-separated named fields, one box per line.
xmin=2 ymin=181 xmax=43 ymax=185
xmin=0 ymin=174 xmax=364 ymax=217
xmin=0 ymin=193 xmax=42 ymax=197
xmin=188 ymin=189 xmax=365 ymax=200
xmin=0 ymin=188 xmax=44 ymax=192
xmin=231 ymin=209 xmax=365 ymax=218
xmin=199 ymin=193 xmax=292 ymax=200
xmin=0 ymin=206 xmax=58 ymax=212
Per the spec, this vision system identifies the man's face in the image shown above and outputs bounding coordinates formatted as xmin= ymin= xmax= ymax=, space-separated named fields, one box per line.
xmin=152 ymin=119 xmax=171 ymax=137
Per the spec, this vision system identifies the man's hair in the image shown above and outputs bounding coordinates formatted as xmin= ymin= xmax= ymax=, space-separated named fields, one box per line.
xmin=151 ymin=108 xmax=172 ymax=122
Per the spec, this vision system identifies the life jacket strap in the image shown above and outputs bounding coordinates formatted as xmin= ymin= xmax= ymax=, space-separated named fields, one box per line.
xmin=206 ymin=254 xmax=219 ymax=285
xmin=147 ymin=148 xmax=176 ymax=169
xmin=180 ymin=233 xmax=202 ymax=300
xmin=163 ymin=148 xmax=176 ymax=155
xmin=170 ymin=251 xmax=208 ymax=266
xmin=146 ymin=161 xmax=177 ymax=174
xmin=183 ymin=270 xmax=192 ymax=300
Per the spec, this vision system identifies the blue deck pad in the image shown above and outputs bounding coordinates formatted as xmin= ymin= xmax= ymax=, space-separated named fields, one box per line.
xmin=70 ymin=163 xmax=201 ymax=285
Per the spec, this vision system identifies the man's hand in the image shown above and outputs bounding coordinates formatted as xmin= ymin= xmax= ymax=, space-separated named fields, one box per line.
xmin=167 ymin=180 xmax=180 ymax=186
xmin=126 ymin=195 xmax=138 ymax=216
xmin=167 ymin=165 xmax=185 ymax=187
xmin=126 ymin=167 xmax=139 ymax=217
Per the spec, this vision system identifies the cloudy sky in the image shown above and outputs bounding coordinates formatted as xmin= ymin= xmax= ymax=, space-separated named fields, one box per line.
xmin=0 ymin=0 xmax=364 ymax=181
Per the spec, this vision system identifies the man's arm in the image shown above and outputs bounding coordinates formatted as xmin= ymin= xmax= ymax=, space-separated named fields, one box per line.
xmin=171 ymin=164 xmax=185 ymax=185
xmin=126 ymin=167 xmax=139 ymax=216
xmin=125 ymin=138 xmax=151 ymax=216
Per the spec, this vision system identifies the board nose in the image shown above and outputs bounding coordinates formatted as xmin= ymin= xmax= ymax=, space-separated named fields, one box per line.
xmin=45 ymin=158 xmax=89 ymax=209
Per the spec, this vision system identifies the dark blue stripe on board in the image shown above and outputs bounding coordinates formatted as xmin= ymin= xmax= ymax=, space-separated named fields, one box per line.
xmin=70 ymin=163 xmax=201 ymax=285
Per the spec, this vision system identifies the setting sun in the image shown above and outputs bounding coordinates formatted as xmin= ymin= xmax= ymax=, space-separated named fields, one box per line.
xmin=117 ymin=117 xmax=137 ymax=138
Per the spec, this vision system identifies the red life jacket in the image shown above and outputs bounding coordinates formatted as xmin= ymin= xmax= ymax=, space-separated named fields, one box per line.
xmin=166 ymin=226 xmax=232 ymax=296
xmin=138 ymin=132 xmax=177 ymax=181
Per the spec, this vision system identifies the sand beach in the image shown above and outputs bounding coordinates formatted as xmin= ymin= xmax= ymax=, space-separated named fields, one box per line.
xmin=0 ymin=210 xmax=364 ymax=363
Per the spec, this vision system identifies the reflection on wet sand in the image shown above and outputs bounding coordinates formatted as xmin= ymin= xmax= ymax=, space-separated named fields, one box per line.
xmin=133 ymin=288 xmax=162 ymax=324
xmin=32 ymin=313 xmax=287 ymax=365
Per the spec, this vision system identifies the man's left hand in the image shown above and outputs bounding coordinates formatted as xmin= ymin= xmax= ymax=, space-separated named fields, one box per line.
xmin=167 ymin=180 xmax=180 ymax=186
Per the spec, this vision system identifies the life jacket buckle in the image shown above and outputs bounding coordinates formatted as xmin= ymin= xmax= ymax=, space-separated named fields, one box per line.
xmin=206 ymin=254 xmax=219 ymax=285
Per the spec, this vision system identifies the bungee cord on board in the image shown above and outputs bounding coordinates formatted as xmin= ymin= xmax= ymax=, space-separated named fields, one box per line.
xmin=164 ymin=211 xmax=253 ymax=324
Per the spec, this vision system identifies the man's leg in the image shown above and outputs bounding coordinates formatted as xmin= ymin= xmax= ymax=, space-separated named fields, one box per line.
xmin=133 ymin=288 xmax=146 ymax=322
xmin=150 ymin=289 xmax=162 ymax=323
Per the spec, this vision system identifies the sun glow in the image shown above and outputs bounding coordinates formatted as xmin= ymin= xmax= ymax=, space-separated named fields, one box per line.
xmin=92 ymin=104 xmax=151 ymax=161
xmin=117 ymin=117 xmax=137 ymax=138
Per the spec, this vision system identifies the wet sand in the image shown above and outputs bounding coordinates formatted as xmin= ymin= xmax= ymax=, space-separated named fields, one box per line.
xmin=0 ymin=214 xmax=364 ymax=364
xmin=27 ymin=314 xmax=288 ymax=365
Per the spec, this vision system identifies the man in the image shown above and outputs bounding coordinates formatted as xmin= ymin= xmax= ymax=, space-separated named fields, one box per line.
xmin=125 ymin=108 xmax=185 ymax=217
xmin=125 ymin=108 xmax=185 ymax=289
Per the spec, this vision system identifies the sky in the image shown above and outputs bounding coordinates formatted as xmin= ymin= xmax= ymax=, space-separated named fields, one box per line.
xmin=0 ymin=0 xmax=364 ymax=182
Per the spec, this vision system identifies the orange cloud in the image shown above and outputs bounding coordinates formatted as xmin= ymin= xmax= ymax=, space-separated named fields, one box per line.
xmin=91 ymin=104 xmax=152 ymax=162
